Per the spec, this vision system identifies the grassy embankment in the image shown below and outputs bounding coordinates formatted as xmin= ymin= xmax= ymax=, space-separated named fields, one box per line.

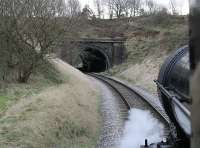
xmin=117 ymin=15 xmax=188 ymax=93
xmin=0 ymin=61 xmax=63 ymax=114
xmin=0 ymin=58 xmax=101 ymax=148
xmin=81 ymin=15 xmax=188 ymax=93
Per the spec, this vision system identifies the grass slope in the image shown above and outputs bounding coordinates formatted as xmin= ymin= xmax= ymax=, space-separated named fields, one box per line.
xmin=0 ymin=58 xmax=101 ymax=148
xmin=101 ymin=15 xmax=189 ymax=93
xmin=0 ymin=96 xmax=8 ymax=111
xmin=0 ymin=61 xmax=63 ymax=115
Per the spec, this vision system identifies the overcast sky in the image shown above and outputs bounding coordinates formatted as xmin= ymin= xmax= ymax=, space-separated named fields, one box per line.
xmin=79 ymin=0 xmax=189 ymax=15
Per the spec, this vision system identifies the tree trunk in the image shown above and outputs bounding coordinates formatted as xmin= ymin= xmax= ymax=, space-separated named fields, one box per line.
xmin=18 ymin=70 xmax=32 ymax=83
xmin=17 ymin=64 xmax=34 ymax=83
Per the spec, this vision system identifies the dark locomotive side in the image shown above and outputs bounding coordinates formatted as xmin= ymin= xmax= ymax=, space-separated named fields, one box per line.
xmin=156 ymin=46 xmax=191 ymax=147
xmin=141 ymin=46 xmax=191 ymax=148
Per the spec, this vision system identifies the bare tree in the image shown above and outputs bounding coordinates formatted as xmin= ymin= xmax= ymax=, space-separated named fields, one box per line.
xmin=94 ymin=0 xmax=104 ymax=18
xmin=81 ymin=5 xmax=94 ymax=19
xmin=170 ymin=0 xmax=185 ymax=15
xmin=128 ymin=0 xmax=142 ymax=17
xmin=106 ymin=0 xmax=114 ymax=19
xmin=123 ymin=0 xmax=131 ymax=17
xmin=145 ymin=0 xmax=165 ymax=15
xmin=114 ymin=0 xmax=126 ymax=18
xmin=66 ymin=0 xmax=81 ymax=18
xmin=169 ymin=0 xmax=178 ymax=15
xmin=103 ymin=0 xmax=125 ymax=18
xmin=0 ymin=0 xmax=67 ymax=82
xmin=146 ymin=0 xmax=155 ymax=14
xmin=104 ymin=0 xmax=143 ymax=18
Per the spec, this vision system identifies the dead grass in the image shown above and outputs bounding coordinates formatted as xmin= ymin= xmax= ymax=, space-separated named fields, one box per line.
xmin=0 ymin=74 xmax=60 ymax=116
xmin=0 ymin=59 xmax=101 ymax=148
xmin=0 ymin=60 xmax=64 ymax=115
xmin=118 ymin=54 xmax=169 ymax=94
xmin=106 ymin=15 xmax=188 ymax=94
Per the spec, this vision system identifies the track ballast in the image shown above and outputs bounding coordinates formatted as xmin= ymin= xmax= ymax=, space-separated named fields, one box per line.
xmin=88 ymin=73 xmax=177 ymax=141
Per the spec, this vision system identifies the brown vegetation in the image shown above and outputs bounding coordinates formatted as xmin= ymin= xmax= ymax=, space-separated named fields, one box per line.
xmin=0 ymin=59 xmax=101 ymax=148
xmin=104 ymin=15 xmax=188 ymax=93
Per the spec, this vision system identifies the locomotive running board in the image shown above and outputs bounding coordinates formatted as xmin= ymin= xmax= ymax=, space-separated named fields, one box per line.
xmin=154 ymin=80 xmax=191 ymax=136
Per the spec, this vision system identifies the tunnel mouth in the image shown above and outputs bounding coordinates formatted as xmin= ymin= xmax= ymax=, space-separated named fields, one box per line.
xmin=78 ymin=48 xmax=108 ymax=73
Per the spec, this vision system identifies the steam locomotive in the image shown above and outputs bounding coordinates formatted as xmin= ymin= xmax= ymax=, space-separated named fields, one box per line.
xmin=157 ymin=45 xmax=191 ymax=137
xmin=141 ymin=46 xmax=191 ymax=148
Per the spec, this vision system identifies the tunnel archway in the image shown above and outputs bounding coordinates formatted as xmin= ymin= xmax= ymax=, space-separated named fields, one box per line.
xmin=79 ymin=47 xmax=110 ymax=72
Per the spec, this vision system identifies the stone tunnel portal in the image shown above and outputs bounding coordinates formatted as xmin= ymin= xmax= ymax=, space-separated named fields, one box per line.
xmin=78 ymin=48 xmax=110 ymax=73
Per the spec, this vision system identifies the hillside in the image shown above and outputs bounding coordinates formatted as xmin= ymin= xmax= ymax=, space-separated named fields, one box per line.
xmin=0 ymin=59 xmax=101 ymax=148
xmin=116 ymin=15 xmax=188 ymax=93
xmin=79 ymin=14 xmax=188 ymax=93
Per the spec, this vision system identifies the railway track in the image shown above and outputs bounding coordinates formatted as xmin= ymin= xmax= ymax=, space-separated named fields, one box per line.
xmin=88 ymin=73 xmax=177 ymax=141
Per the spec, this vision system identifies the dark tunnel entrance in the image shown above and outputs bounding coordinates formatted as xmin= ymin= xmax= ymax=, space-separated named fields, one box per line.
xmin=78 ymin=48 xmax=109 ymax=73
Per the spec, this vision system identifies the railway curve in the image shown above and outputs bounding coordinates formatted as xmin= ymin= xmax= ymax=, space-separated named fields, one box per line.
xmin=88 ymin=73 xmax=178 ymax=147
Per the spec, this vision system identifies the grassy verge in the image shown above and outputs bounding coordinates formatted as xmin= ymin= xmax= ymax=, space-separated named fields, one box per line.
xmin=0 ymin=59 xmax=101 ymax=148
xmin=0 ymin=61 xmax=64 ymax=115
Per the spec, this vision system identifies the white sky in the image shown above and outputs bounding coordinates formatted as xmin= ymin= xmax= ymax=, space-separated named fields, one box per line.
xmin=80 ymin=0 xmax=189 ymax=15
